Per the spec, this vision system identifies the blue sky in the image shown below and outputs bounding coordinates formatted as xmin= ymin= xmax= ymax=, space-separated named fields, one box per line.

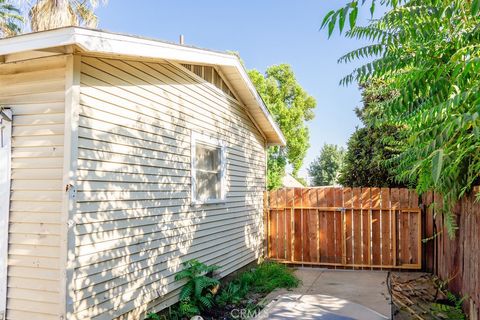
xmin=96 ymin=1 xmax=377 ymax=178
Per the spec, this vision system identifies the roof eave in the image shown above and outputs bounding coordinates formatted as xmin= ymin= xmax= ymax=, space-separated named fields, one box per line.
xmin=0 ymin=27 xmax=286 ymax=146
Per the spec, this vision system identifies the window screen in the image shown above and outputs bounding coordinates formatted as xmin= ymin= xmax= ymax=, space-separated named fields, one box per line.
xmin=191 ymin=133 xmax=225 ymax=203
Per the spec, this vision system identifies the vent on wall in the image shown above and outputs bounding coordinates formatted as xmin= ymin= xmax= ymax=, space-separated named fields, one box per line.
xmin=181 ymin=64 xmax=234 ymax=98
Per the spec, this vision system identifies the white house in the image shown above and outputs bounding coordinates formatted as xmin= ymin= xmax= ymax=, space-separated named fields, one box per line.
xmin=0 ymin=27 xmax=285 ymax=320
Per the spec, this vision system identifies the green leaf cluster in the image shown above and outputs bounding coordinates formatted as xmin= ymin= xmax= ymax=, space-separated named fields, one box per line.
xmin=174 ymin=259 xmax=220 ymax=318
xmin=338 ymin=81 xmax=408 ymax=187
xmin=431 ymin=291 xmax=467 ymax=319
xmin=248 ymin=65 xmax=316 ymax=190
xmin=308 ymin=144 xmax=345 ymax=186
xmin=323 ymin=0 xmax=480 ymax=236
xmin=216 ymin=262 xmax=299 ymax=307
xmin=0 ymin=0 xmax=22 ymax=37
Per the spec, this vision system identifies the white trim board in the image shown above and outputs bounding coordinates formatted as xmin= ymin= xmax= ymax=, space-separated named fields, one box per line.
xmin=0 ymin=109 xmax=12 ymax=320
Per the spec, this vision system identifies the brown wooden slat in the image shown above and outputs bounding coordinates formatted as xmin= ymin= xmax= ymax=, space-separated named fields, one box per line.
xmin=285 ymin=208 xmax=292 ymax=261
xmin=325 ymin=188 xmax=335 ymax=263
xmin=350 ymin=188 xmax=361 ymax=266
xmin=302 ymin=208 xmax=311 ymax=262
xmin=371 ymin=188 xmax=381 ymax=266
xmin=277 ymin=206 xmax=285 ymax=260
xmin=286 ymin=188 xmax=295 ymax=208
xmin=269 ymin=209 xmax=277 ymax=259
xmin=344 ymin=188 xmax=354 ymax=265
xmin=333 ymin=188 xmax=343 ymax=264
xmin=360 ymin=188 xmax=370 ymax=267
xmin=293 ymin=208 xmax=302 ymax=261
xmin=380 ymin=188 xmax=392 ymax=267
xmin=308 ymin=209 xmax=319 ymax=262
xmin=285 ymin=189 xmax=294 ymax=261
xmin=399 ymin=189 xmax=409 ymax=266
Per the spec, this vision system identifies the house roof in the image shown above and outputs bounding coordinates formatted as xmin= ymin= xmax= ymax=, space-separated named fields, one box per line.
xmin=281 ymin=173 xmax=304 ymax=188
xmin=0 ymin=27 xmax=286 ymax=145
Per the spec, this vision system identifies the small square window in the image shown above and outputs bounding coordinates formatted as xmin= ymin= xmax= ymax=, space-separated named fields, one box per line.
xmin=191 ymin=133 xmax=226 ymax=204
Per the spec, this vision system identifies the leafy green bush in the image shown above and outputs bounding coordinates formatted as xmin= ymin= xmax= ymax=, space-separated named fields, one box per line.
xmin=145 ymin=312 xmax=161 ymax=320
xmin=216 ymin=262 xmax=299 ymax=307
xmin=147 ymin=262 xmax=298 ymax=319
xmin=174 ymin=259 xmax=220 ymax=318
xmin=250 ymin=262 xmax=300 ymax=293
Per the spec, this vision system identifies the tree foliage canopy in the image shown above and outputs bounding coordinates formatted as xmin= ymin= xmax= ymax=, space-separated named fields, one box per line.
xmin=249 ymin=64 xmax=316 ymax=190
xmin=29 ymin=0 xmax=107 ymax=32
xmin=338 ymin=81 xmax=407 ymax=187
xmin=323 ymin=0 xmax=480 ymax=235
xmin=308 ymin=144 xmax=345 ymax=186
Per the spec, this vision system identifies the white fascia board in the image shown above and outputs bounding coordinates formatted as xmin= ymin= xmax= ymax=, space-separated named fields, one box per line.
xmin=0 ymin=27 xmax=286 ymax=145
xmin=72 ymin=28 xmax=239 ymax=66
xmin=233 ymin=60 xmax=286 ymax=146
xmin=0 ymin=28 xmax=77 ymax=55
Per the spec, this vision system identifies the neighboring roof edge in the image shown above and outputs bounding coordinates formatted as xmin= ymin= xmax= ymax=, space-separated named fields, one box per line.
xmin=0 ymin=27 xmax=286 ymax=146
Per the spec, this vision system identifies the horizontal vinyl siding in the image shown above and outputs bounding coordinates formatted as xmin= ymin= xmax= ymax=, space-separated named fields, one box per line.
xmin=0 ymin=55 xmax=66 ymax=320
xmin=73 ymin=56 xmax=266 ymax=319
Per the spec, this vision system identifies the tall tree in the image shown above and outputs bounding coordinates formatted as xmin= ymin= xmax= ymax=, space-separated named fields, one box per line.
xmin=249 ymin=64 xmax=316 ymax=190
xmin=338 ymin=81 xmax=407 ymax=187
xmin=322 ymin=0 xmax=480 ymax=235
xmin=29 ymin=0 xmax=106 ymax=32
xmin=0 ymin=0 xmax=22 ymax=37
xmin=308 ymin=144 xmax=345 ymax=186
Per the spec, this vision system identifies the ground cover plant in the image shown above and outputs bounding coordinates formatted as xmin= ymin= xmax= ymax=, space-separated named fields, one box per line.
xmin=146 ymin=260 xmax=299 ymax=320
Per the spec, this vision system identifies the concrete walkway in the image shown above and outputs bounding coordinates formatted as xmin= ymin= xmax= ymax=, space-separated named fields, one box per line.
xmin=256 ymin=268 xmax=391 ymax=320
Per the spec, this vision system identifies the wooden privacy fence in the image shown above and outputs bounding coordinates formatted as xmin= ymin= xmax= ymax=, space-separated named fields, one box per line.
xmin=264 ymin=187 xmax=422 ymax=269
xmin=423 ymin=189 xmax=480 ymax=319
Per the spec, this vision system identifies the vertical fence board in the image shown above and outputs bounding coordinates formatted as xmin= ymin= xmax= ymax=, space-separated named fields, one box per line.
xmin=361 ymin=188 xmax=371 ymax=267
xmin=351 ymin=188 xmax=362 ymax=266
xmin=399 ymin=189 xmax=409 ymax=266
xmin=293 ymin=208 xmax=302 ymax=261
xmin=285 ymin=188 xmax=294 ymax=261
xmin=318 ymin=188 xmax=328 ymax=263
xmin=325 ymin=188 xmax=335 ymax=263
xmin=334 ymin=188 xmax=343 ymax=264
xmin=345 ymin=188 xmax=354 ymax=265
xmin=371 ymin=188 xmax=381 ymax=266
xmin=381 ymin=188 xmax=392 ymax=267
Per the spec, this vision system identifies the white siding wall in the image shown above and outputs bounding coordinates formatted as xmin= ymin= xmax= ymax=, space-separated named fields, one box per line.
xmin=0 ymin=55 xmax=67 ymax=320
xmin=73 ymin=56 xmax=266 ymax=319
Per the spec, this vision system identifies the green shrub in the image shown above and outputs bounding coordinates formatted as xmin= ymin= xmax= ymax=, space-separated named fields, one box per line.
xmin=145 ymin=312 xmax=161 ymax=320
xmin=215 ymin=262 xmax=299 ymax=307
xmin=250 ymin=262 xmax=300 ymax=293
xmin=174 ymin=259 xmax=220 ymax=318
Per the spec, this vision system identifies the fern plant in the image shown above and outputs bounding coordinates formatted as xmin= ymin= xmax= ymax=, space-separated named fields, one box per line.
xmin=174 ymin=259 xmax=220 ymax=318
xmin=322 ymin=0 xmax=480 ymax=236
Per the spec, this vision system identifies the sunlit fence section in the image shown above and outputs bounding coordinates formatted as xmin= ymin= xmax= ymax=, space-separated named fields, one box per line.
xmin=264 ymin=187 xmax=422 ymax=270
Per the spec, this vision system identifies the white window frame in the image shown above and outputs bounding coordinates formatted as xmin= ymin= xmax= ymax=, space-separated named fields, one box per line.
xmin=191 ymin=132 xmax=226 ymax=205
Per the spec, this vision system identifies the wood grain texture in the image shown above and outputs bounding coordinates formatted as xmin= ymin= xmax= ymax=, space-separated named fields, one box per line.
xmin=266 ymin=187 xmax=422 ymax=270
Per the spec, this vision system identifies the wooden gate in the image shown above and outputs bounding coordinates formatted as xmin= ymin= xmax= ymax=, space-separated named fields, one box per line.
xmin=264 ymin=187 xmax=422 ymax=269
